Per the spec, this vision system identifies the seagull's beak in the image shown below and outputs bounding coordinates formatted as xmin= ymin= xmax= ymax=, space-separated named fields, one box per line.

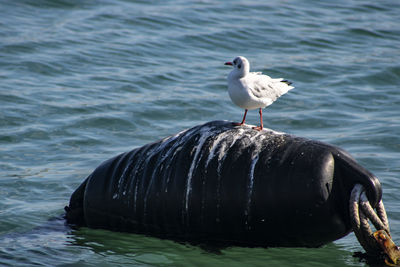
xmin=224 ymin=62 xmax=233 ymax=66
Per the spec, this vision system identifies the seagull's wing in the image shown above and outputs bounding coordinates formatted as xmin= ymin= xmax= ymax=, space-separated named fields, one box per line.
xmin=249 ymin=73 xmax=294 ymax=101
xmin=251 ymin=71 xmax=263 ymax=75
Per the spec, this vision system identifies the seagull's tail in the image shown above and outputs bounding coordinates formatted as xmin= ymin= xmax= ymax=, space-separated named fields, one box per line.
xmin=272 ymin=78 xmax=295 ymax=92
xmin=281 ymin=79 xmax=293 ymax=86
xmin=272 ymin=78 xmax=294 ymax=86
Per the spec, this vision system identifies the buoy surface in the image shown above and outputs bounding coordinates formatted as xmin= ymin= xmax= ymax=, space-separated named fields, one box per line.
xmin=66 ymin=121 xmax=381 ymax=247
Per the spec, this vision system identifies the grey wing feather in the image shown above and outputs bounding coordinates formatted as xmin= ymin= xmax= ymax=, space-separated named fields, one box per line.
xmin=251 ymin=80 xmax=281 ymax=101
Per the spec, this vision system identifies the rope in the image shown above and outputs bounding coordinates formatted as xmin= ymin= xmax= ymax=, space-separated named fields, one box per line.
xmin=349 ymin=184 xmax=390 ymax=255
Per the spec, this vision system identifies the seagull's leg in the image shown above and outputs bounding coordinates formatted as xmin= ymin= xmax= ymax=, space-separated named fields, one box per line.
xmin=252 ymin=108 xmax=263 ymax=131
xmin=233 ymin=109 xmax=248 ymax=126
xmin=240 ymin=109 xmax=248 ymax=125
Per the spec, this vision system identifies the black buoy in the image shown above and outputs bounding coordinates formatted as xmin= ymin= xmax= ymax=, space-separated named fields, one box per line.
xmin=65 ymin=121 xmax=381 ymax=247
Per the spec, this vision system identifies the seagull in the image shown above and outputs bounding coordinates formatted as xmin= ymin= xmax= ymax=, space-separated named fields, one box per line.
xmin=225 ymin=56 xmax=294 ymax=131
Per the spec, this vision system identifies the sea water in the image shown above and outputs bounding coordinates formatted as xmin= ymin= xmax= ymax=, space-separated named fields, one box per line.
xmin=1 ymin=0 xmax=399 ymax=266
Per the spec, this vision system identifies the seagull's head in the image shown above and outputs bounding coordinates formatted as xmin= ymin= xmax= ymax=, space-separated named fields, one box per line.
xmin=224 ymin=56 xmax=250 ymax=78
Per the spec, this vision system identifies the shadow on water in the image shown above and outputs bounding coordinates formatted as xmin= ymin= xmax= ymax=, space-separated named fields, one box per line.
xmin=0 ymin=214 xmax=383 ymax=266
xmin=66 ymin=223 xmax=369 ymax=267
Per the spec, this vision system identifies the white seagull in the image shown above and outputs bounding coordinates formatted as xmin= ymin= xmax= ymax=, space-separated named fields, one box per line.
xmin=225 ymin=56 xmax=294 ymax=130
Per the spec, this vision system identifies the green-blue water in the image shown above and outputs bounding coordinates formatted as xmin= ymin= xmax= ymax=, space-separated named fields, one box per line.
xmin=1 ymin=0 xmax=399 ymax=266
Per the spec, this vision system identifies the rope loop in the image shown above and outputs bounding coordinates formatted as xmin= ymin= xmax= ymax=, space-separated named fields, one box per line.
xmin=349 ymin=184 xmax=390 ymax=254
xmin=350 ymin=184 xmax=400 ymax=265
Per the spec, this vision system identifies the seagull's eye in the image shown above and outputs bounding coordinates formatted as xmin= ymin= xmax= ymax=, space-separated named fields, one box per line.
xmin=233 ymin=59 xmax=237 ymax=65
xmin=238 ymin=63 xmax=242 ymax=69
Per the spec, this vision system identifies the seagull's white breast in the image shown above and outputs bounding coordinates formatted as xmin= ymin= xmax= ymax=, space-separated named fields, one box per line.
xmin=227 ymin=73 xmax=273 ymax=110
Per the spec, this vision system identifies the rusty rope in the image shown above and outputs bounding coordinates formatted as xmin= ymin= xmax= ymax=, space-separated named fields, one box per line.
xmin=350 ymin=184 xmax=390 ymax=254
xmin=350 ymin=184 xmax=389 ymax=254
xmin=350 ymin=184 xmax=400 ymax=266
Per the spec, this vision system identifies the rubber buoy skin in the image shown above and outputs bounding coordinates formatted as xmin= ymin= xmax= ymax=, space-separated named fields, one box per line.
xmin=65 ymin=121 xmax=382 ymax=247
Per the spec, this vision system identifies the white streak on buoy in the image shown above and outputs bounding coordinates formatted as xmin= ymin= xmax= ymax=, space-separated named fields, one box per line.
xmin=161 ymin=127 xmax=199 ymax=193
xmin=244 ymin=133 xmax=266 ymax=229
xmin=142 ymin=130 xmax=191 ymax=220
xmin=205 ymin=131 xmax=230 ymax=168
xmin=214 ymin=128 xmax=245 ymax=223
xmin=245 ymin=154 xmax=259 ymax=228
xmin=216 ymin=128 xmax=245 ymax=173
xmin=185 ymin=126 xmax=212 ymax=214
xmin=115 ymin=151 xmax=140 ymax=200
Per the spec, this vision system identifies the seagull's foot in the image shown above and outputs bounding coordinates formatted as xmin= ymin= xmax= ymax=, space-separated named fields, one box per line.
xmin=252 ymin=126 xmax=263 ymax=131
xmin=232 ymin=122 xmax=245 ymax=127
